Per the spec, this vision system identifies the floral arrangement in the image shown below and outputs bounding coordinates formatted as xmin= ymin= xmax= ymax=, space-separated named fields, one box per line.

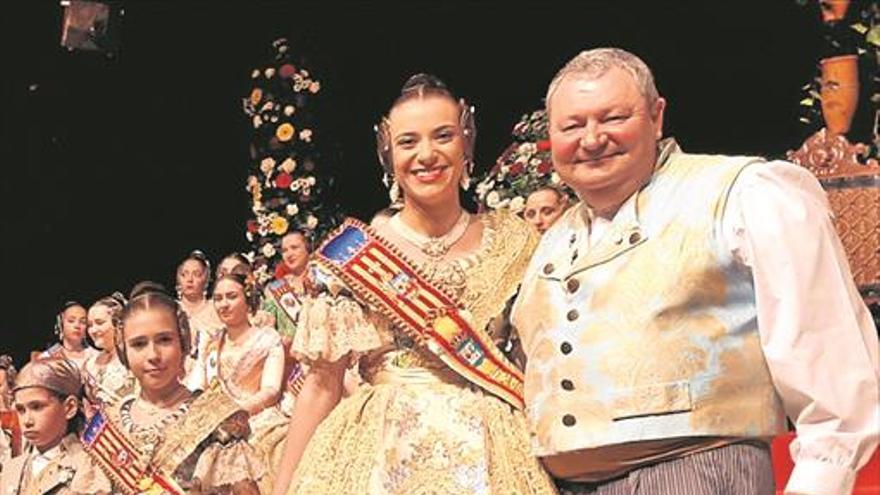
xmin=242 ymin=38 xmax=343 ymax=285
xmin=475 ymin=109 xmax=571 ymax=213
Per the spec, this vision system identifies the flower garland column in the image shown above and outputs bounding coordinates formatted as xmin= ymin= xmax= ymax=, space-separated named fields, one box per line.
xmin=241 ymin=38 xmax=344 ymax=284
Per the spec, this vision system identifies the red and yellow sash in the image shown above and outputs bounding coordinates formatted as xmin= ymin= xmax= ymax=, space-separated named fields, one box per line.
xmin=81 ymin=410 xmax=185 ymax=495
xmin=314 ymin=218 xmax=525 ymax=409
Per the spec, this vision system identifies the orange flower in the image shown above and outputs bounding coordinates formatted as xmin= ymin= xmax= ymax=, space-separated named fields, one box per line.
xmin=275 ymin=123 xmax=295 ymax=142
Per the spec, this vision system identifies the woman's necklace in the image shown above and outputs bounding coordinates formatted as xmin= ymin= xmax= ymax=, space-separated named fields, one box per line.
xmin=121 ymin=388 xmax=192 ymax=461
xmin=389 ymin=210 xmax=470 ymax=258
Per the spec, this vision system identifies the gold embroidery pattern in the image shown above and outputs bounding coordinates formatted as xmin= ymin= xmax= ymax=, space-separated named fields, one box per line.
xmin=287 ymin=211 xmax=554 ymax=495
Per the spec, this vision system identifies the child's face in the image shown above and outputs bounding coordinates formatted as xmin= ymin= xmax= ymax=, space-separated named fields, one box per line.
xmin=15 ymin=387 xmax=76 ymax=452
xmin=123 ymin=309 xmax=184 ymax=395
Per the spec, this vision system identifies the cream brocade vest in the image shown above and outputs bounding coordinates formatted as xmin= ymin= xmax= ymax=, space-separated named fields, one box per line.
xmin=513 ymin=142 xmax=787 ymax=456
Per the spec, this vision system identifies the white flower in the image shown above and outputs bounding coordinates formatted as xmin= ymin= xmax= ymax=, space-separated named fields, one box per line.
xmin=509 ymin=196 xmax=525 ymax=213
xmin=284 ymin=105 xmax=295 ymax=116
xmin=289 ymin=179 xmax=301 ymax=192
xmin=270 ymin=115 xmax=279 ymax=123
xmin=246 ymin=232 xmax=254 ymax=242
xmin=264 ymin=67 xmax=276 ymax=78
xmin=306 ymin=176 xmax=316 ymax=186
xmin=301 ymin=70 xmax=310 ymax=78
xmin=486 ymin=191 xmax=500 ymax=208
xmin=306 ymin=215 xmax=318 ymax=229
xmin=260 ymin=101 xmax=274 ymax=112
xmin=550 ymin=172 xmax=562 ymax=184
xmin=299 ymin=129 xmax=313 ymax=142
xmin=280 ymin=158 xmax=297 ymax=173
xmin=497 ymin=198 xmax=511 ymax=209
xmin=475 ymin=180 xmax=493 ymax=198
xmin=286 ymin=203 xmax=299 ymax=216
xmin=518 ymin=143 xmax=536 ymax=154
xmin=529 ymin=157 xmax=542 ymax=167
xmin=251 ymin=69 xmax=260 ymax=78
xmin=515 ymin=154 xmax=529 ymax=164
xmin=260 ymin=157 xmax=276 ymax=174
xmin=261 ymin=242 xmax=276 ymax=257
xmin=252 ymin=115 xmax=262 ymax=129
xmin=309 ymin=81 xmax=321 ymax=93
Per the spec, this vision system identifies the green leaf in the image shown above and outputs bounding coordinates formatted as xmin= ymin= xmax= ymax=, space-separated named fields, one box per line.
xmin=852 ymin=22 xmax=869 ymax=34
xmin=800 ymin=98 xmax=814 ymax=106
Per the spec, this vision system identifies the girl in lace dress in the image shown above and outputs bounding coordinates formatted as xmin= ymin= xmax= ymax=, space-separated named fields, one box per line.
xmin=190 ymin=268 xmax=290 ymax=493
xmin=85 ymin=282 xmax=264 ymax=494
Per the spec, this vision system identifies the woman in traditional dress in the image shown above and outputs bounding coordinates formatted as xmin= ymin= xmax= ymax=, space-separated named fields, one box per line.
xmin=81 ymin=282 xmax=264 ymax=494
xmin=81 ymin=293 xmax=136 ymax=414
xmin=262 ymin=231 xmax=311 ymax=340
xmin=176 ymin=250 xmax=224 ymax=360
xmin=41 ymin=301 xmax=97 ymax=371
xmin=189 ymin=267 xmax=289 ymax=493
xmin=272 ymin=74 xmax=556 ymax=495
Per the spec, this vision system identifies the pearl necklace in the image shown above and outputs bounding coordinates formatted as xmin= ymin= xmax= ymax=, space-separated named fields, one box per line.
xmin=389 ymin=210 xmax=471 ymax=258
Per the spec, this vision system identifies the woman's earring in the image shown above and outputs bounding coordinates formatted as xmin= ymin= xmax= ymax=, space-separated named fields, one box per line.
xmin=389 ymin=179 xmax=401 ymax=203
xmin=460 ymin=158 xmax=473 ymax=190
xmin=460 ymin=169 xmax=471 ymax=190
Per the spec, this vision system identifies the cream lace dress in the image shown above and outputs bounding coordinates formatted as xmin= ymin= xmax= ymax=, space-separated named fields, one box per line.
xmin=287 ymin=210 xmax=556 ymax=495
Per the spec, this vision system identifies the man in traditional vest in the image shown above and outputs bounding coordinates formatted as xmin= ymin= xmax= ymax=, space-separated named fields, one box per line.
xmin=511 ymin=47 xmax=878 ymax=495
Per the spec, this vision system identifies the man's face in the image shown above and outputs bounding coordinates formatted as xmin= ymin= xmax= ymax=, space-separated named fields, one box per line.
xmin=548 ymin=67 xmax=665 ymax=203
xmin=523 ymin=189 xmax=567 ymax=234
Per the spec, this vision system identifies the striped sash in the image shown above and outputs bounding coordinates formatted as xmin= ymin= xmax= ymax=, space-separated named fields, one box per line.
xmin=314 ymin=218 xmax=525 ymax=409
xmin=81 ymin=411 xmax=185 ymax=495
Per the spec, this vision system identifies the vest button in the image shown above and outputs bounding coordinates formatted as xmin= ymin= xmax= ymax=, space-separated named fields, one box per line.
xmin=566 ymin=310 xmax=579 ymax=321
xmin=561 ymin=379 xmax=574 ymax=391
xmin=543 ymin=263 xmax=555 ymax=275
xmin=566 ymin=278 xmax=580 ymax=293
xmin=562 ymin=414 xmax=577 ymax=426
xmin=560 ymin=342 xmax=573 ymax=354
xmin=628 ymin=232 xmax=642 ymax=244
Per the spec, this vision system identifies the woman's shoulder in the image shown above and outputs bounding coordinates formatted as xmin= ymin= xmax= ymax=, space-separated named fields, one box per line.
xmin=477 ymin=209 xmax=539 ymax=260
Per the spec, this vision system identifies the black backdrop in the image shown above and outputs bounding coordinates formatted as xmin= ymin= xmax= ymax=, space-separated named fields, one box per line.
xmin=1 ymin=1 xmax=824 ymax=363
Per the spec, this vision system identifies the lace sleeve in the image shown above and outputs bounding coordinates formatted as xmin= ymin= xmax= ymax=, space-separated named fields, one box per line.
xmin=291 ymin=292 xmax=384 ymax=365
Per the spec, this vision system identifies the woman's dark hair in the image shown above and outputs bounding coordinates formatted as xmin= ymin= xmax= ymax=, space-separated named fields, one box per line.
xmin=216 ymin=252 xmax=252 ymax=278
xmin=115 ymin=281 xmax=191 ymax=368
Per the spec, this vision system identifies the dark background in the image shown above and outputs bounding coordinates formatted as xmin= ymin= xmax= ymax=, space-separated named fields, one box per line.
xmin=1 ymin=1 xmax=827 ymax=363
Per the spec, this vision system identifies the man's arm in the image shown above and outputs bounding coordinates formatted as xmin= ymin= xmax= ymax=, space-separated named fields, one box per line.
xmin=725 ymin=161 xmax=879 ymax=495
